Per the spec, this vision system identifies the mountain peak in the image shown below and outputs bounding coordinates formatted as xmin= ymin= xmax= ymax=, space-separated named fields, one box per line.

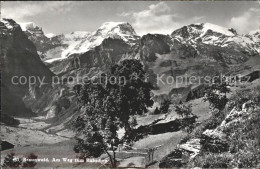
xmin=94 ymin=21 xmax=138 ymax=37
xmin=18 ymin=22 xmax=36 ymax=31
xmin=199 ymin=23 xmax=235 ymax=36
xmin=172 ymin=22 xmax=236 ymax=39
xmin=1 ymin=18 xmax=18 ymax=30
xmin=43 ymin=21 xmax=139 ymax=63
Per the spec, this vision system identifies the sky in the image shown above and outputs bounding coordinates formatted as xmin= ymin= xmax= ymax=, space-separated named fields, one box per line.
xmin=1 ymin=1 xmax=259 ymax=35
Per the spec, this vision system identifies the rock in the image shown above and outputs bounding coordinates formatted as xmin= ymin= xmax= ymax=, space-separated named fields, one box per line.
xmin=159 ymin=149 xmax=183 ymax=168
xmin=240 ymin=70 xmax=260 ymax=83
xmin=200 ymin=132 xmax=229 ymax=153
xmin=1 ymin=140 xmax=15 ymax=151
xmin=46 ymin=106 xmax=57 ymax=119
xmin=178 ymin=139 xmax=201 ymax=159
xmin=1 ymin=19 xmax=53 ymax=118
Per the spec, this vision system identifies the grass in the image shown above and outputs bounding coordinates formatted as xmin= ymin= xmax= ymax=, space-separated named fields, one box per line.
xmin=133 ymin=97 xmax=212 ymax=167
xmin=189 ymin=85 xmax=260 ymax=168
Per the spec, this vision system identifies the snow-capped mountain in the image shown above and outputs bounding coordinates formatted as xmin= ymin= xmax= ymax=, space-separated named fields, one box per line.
xmin=249 ymin=29 xmax=260 ymax=38
xmin=171 ymin=23 xmax=260 ymax=55
xmin=93 ymin=22 xmax=139 ymax=43
xmin=15 ymin=20 xmax=260 ymax=75
xmin=18 ymin=22 xmax=45 ymax=37
xmin=52 ymin=22 xmax=139 ymax=62
xmin=248 ymin=29 xmax=260 ymax=44
xmin=19 ymin=22 xmax=140 ymax=63
xmin=46 ymin=31 xmax=92 ymax=61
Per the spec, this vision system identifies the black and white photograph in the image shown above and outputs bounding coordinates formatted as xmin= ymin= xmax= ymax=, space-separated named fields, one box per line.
xmin=0 ymin=0 xmax=260 ymax=168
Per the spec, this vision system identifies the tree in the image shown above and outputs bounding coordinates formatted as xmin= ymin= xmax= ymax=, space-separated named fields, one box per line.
xmin=160 ymin=99 xmax=171 ymax=114
xmin=2 ymin=152 xmax=38 ymax=168
xmin=74 ymin=107 xmax=119 ymax=167
xmin=175 ymin=103 xmax=197 ymax=133
xmin=2 ymin=153 xmax=22 ymax=168
xmin=175 ymin=103 xmax=193 ymax=118
xmin=154 ymin=107 xmax=160 ymax=114
xmin=73 ymin=59 xmax=154 ymax=167
xmin=22 ymin=153 xmax=38 ymax=168
xmin=204 ymin=74 xmax=230 ymax=111
xmin=107 ymin=59 xmax=154 ymax=140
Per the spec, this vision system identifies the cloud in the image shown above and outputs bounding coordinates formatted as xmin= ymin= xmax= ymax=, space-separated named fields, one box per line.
xmin=2 ymin=2 xmax=75 ymax=21
xmin=118 ymin=12 xmax=132 ymax=17
xmin=119 ymin=2 xmax=205 ymax=35
xmin=131 ymin=2 xmax=179 ymax=35
xmin=228 ymin=8 xmax=259 ymax=34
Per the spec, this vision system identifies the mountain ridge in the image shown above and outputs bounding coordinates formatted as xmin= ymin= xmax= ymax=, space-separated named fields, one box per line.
xmin=14 ymin=20 xmax=260 ymax=66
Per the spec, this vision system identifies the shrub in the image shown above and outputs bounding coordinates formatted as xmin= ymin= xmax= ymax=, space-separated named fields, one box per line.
xmin=73 ymin=138 xmax=104 ymax=158
xmin=229 ymin=85 xmax=260 ymax=110
xmin=153 ymin=107 xmax=160 ymax=115
xmin=192 ymin=153 xmax=232 ymax=168
xmin=22 ymin=153 xmax=38 ymax=168
xmin=159 ymin=99 xmax=171 ymax=114
xmin=2 ymin=153 xmax=22 ymax=168
xmin=175 ymin=103 xmax=193 ymax=118
xmin=192 ymin=86 xmax=260 ymax=168
xmin=203 ymin=75 xmax=230 ymax=111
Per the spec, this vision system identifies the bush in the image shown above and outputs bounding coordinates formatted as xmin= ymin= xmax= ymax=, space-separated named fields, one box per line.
xmin=153 ymin=99 xmax=171 ymax=114
xmin=2 ymin=152 xmax=39 ymax=168
xmin=203 ymin=75 xmax=230 ymax=111
xmin=153 ymin=107 xmax=160 ymax=115
xmin=73 ymin=138 xmax=103 ymax=158
xmin=175 ymin=103 xmax=193 ymax=118
xmin=2 ymin=153 xmax=22 ymax=168
xmin=159 ymin=149 xmax=183 ymax=168
xmin=159 ymin=99 xmax=171 ymax=114
xmin=192 ymin=153 xmax=232 ymax=168
xmin=22 ymin=153 xmax=38 ymax=168
xmin=191 ymin=86 xmax=260 ymax=168
xmin=229 ymin=85 xmax=260 ymax=110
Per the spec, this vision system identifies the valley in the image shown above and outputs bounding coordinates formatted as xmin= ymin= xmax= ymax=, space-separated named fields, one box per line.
xmin=1 ymin=17 xmax=260 ymax=168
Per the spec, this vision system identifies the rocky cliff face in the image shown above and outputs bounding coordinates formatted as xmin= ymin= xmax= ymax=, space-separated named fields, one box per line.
xmin=18 ymin=22 xmax=61 ymax=60
xmin=0 ymin=19 xmax=53 ymax=117
xmin=22 ymin=22 xmax=139 ymax=64
xmin=50 ymin=37 xmax=132 ymax=76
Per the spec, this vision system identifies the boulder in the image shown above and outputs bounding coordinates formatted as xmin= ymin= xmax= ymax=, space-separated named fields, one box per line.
xmin=159 ymin=149 xmax=183 ymax=168
xmin=178 ymin=139 xmax=201 ymax=159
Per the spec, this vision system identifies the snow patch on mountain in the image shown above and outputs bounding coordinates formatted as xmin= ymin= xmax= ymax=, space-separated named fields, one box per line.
xmin=200 ymin=23 xmax=235 ymax=37
xmin=46 ymin=33 xmax=55 ymax=38
xmin=63 ymin=31 xmax=91 ymax=40
xmin=1 ymin=19 xmax=14 ymax=29
xmin=65 ymin=22 xmax=138 ymax=56
xmin=171 ymin=23 xmax=259 ymax=55
xmin=249 ymin=29 xmax=260 ymax=36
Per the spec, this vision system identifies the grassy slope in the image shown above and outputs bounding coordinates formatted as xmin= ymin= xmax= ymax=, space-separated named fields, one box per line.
xmin=131 ymin=97 xmax=211 ymax=167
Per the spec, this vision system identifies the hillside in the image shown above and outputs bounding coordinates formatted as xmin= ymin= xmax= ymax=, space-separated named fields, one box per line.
xmin=0 ymin=19 xmax=53 ymax=118
xmin=159 ymin=84 xmax=260 ymax=168
xmin=1 ymin=18 xmax=260 ymax=168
